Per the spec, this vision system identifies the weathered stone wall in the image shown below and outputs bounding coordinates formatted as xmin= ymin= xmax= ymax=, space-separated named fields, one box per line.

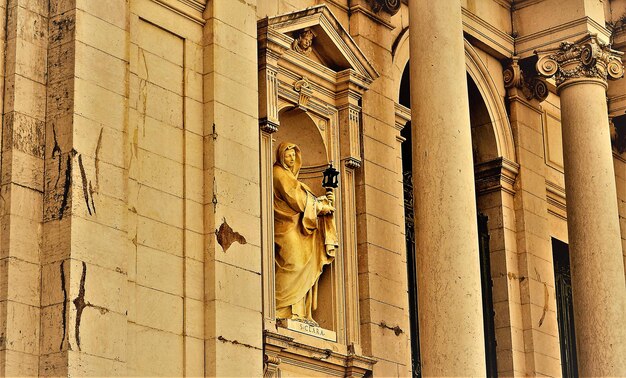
xmin=0 ymin=0 xmax=46 ymax=374
xmin=203 ymin=0 xmax=263 ymax=377
xmin=0 ymin=0 xmax=624 ymax=376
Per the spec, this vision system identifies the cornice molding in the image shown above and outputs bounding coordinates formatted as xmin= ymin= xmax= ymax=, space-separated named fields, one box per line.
xmin=609 ymin=93 xmax=626 ymax=116
xmin=394 ymin=102 xmax=410 ymax=132
xmin=462 ymin=7 xmax=514 ymax=58
xmin=262 ymin=5 xmax=380 ymax=81
xmin=515 ymin=16 xmax=610 ymax=57
xmin=493 ymin=0 xmax=513 ymax=10
xmin=474 ymin=157 xmax=520 ymax=196
xmin=394 ymin=102 xmax=410 ymax=142
xmin=347 ymin=4 xmax=395 ymax=30
xmin=535 ymin=33 xmax=624 ymax=91
xmin=150 ymin=0 xmax=205 ymax=25
xmin=512 ymin=0 xmax=543 ymax=11
xmin=546 ymin=180 xmax=567 ymax=221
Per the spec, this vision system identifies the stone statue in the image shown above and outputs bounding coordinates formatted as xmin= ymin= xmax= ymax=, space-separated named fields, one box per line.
xmin=274 ymin=142 xmax=339 ymax=326
xmin=292 ymin=28 xmax=316 ymax=56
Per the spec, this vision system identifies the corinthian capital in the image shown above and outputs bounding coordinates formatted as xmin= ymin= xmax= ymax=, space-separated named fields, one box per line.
xmin=535 ymin=34 xmax=624 ymax=91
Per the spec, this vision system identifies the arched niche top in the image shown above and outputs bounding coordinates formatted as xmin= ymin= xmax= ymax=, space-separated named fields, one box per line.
xmin=392 ymin=28 xmax=517 ymax=164
xmin=274 ymin=107 xmax=328 ymax=168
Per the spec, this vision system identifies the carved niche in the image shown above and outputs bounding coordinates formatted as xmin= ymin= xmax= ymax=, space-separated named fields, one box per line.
xmin=258 ymin=5 xmax=378 ymax=377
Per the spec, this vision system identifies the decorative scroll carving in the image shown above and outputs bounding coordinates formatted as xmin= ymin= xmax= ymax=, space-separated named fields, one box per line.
xmin=366 ymin=0 xmax=400 ymax=16
xmin=535 ymin=34 xmax=624 ymax=90
xmin=292 ymin=28 xmax=316 ymax=56
xmin=293 ymin=77 xmax=313 ymax=109
xmin=503 ymin=57 xmax=549 ymax=102
xmin=263 ymin=353 xmax=282 ymax=378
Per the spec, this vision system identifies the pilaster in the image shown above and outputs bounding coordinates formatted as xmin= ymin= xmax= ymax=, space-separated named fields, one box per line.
xmin=0 ymin=0 xmax=47 ymax=374
xmin=349 ymin=2 xmax=411 ymax=376
xmin=39 ymin=0 xmax=131 ymax=376
xmin=203 ymin=1 xmax=264 ymax=376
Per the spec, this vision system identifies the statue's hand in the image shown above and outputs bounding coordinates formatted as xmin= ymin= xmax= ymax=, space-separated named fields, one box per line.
xmin=326 ymin=191 xmax=335 ymax=205
xmin=319 ymin=204 xmax=335 ymax=215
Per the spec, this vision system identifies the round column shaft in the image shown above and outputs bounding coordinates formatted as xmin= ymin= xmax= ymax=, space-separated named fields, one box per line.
xmin=408 ymin=2 xmax=486 ymax=376
xmin=560 ymin=82 xmax=626 ymax=376
xmin=537 ymin=35 xmax=626 ymax=376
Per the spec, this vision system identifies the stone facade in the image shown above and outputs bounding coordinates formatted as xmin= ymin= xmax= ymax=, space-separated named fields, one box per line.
xmin=0 ymin=0 xmax=624 ymax=376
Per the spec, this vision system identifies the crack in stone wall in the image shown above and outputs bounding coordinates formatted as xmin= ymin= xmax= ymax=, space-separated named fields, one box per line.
xmin=217 ymin=335 xmax=257 ymax=350
xmin=59 ymin=261 xmax=68 ymax=351
xmin=58 ymin=152 xmax=74 ymax=219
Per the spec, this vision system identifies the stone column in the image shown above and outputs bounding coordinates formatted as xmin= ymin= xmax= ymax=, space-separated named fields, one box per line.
xmin=408 ymin=2 xmax=486 ymax=376
xmin=537 ymin=34 xmax=626 ymax=376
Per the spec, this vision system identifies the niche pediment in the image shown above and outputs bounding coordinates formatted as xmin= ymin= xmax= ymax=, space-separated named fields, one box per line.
xmin=260 ymin=5 xmax=379 ymax=82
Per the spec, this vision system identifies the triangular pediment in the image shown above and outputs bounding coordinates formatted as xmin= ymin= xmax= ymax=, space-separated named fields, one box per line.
xmin=264 ymin=5 xmax=379 ymax=81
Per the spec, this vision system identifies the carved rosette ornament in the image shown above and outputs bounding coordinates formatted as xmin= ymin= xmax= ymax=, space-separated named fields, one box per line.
xmin=366 ymin=0 xmax=400 ymax=15
xmin=503 ymin=57 xmax=549 ymax=102
xmin=535 ymin=34 xmax=624 ymax=91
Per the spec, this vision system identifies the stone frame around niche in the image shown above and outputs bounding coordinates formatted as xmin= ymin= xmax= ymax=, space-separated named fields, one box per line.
xmin=258 ymin=5 xmax=378 ymax=377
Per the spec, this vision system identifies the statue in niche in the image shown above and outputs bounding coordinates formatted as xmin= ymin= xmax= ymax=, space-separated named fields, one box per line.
xmin=292 ymin=28 xmax=316 ymax=56
xmin=274 ymin=142 xmax=339 ymax=326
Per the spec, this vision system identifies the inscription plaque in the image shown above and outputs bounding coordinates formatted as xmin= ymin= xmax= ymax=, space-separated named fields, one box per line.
xmin=279 ymin=319 xmax=337 ymax=342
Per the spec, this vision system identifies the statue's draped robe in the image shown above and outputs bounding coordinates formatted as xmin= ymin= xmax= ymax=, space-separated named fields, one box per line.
xmin=273 ymin=143 xmax=338 ymax=321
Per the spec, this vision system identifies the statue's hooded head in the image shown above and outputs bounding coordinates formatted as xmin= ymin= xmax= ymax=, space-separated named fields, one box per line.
xmin=275 ymin=142 xmax=302 ymax=177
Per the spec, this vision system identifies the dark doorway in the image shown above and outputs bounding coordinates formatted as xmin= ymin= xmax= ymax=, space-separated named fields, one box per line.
xmin=478 ymin=214 xmax=498 ymax=377
xmin=400 ymin=62 xmax=421 ymax=378
xmin=401 ymin=121 xmax=420 ymax=377
xmin=552 ymin=238 xmax=578 ymax=377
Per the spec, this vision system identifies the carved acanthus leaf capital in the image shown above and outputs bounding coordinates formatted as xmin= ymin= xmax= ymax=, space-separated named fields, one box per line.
xmin=535 ymin=34 xmax=624 ymax=90
xmin=503 ymin=57 xmax=549 ymax=102
xmin=365 ymin=0 xmax=400 ymax=16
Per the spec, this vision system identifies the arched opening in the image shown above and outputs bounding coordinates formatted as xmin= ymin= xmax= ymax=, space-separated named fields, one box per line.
xmin=399 ymin=61 xmax=500 ymax=377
